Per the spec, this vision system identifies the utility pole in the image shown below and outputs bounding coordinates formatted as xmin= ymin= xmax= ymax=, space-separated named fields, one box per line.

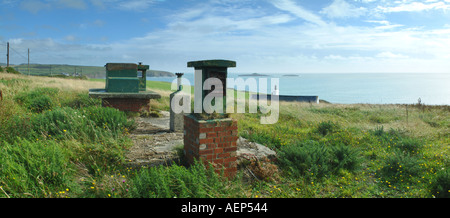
xmin=28 ymin=48 xmax=30 ymax=75
xmin=6 ymin=42 xmax=9 ymax=67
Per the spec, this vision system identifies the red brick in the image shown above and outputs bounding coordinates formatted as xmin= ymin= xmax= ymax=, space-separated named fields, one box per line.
xmin=226 ymin=125 xmax=238 ymax=131
xmin=199 ymin=127 xmax=214 ymax=133
xmin=214 ymin=126 xmax=225 ymax=132
xmin=199 ymin=138 xmax=214 ymax=144
xmin=214 ymin=147 xmax=224 ymax=153
xmin=224 ymin=147 xmax=237 ymax=152
xmin=218 ymin=152 xmax=230 ymax=158
xmin=213 ymin=159 xmax=224 ymax=165
xmin=199 ymin=149 xmax=213 ymax=155
xmin=207 ymin=132 xmax=217 ymax=138
xmin=205 ymin=154 xmax=214 ymax=160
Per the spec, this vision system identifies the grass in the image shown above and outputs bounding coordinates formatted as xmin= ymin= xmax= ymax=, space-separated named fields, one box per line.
xmin=1 ymin=72 xmax=449 ymax=198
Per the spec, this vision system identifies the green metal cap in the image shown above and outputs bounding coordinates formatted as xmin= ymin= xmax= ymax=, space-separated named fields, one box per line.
xmin=105 ymin=63 xmax=137 ymax=71
xmin=187 ymin=59 xmax=236 ymax=68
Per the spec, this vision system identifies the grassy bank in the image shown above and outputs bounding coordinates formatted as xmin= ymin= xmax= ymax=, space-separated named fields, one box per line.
xmin=1 ymin=72 xmax=449 ymax=198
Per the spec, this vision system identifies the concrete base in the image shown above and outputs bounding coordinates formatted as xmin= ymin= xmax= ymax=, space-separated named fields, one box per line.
xmin=89 ymin=89 xmax=161 ymax=112
xmin=251 ymin=94 xmax=319 ymax=104
xmin=169 ymin=91 xmax=190 ymax=132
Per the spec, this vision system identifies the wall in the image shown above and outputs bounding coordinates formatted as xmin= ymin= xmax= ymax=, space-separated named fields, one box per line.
xmin=102 ymin=98 xmax=150 ymax=112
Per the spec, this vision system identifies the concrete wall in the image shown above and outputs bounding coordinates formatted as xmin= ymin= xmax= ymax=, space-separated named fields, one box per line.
xmin=170 ymin=91 xmax=190 ymax=132
xmin=102 ymin=98 xmax=150 ymax=112
xmin=251 ymin=94 xmax=319 ymax=104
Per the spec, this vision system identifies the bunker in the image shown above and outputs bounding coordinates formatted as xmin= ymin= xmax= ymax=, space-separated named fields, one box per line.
xmin=89 ymin=62 xmax=161 ymax=112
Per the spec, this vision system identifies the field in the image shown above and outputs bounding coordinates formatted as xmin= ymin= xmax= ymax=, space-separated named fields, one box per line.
xmin=6 ymin=64 xmax=174 ymax=78
xmin=0 ymin=71 xmax=449 ymax=198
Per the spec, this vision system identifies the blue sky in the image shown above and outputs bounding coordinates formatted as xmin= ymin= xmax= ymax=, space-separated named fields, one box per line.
xmin=1 ymin=0 xmax=450 ymax=73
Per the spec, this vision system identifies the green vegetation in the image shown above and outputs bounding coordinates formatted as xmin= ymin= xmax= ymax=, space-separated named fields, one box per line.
xmin=235 ymin=102 xmax=449 ymax=198
xmin=0 ymin=66 xmax=21 ymax=74
xmin=9 ymin=64 xmax=174 ymax=78
xmin=1 ymin=72 xmax=449 ymax=198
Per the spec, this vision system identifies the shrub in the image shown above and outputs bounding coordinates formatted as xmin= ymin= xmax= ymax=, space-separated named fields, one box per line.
xmin=378 ymin=151 xmax=424 ymax=183
xmin=31 ymin=106 xmax=134 ymax=143
xmin=330 ymin=144 xmax=361 ymax=172
xmin=277 ymin=140 xmax=332 ymax=179
xmin=15 ymin=88 xmax=58 ymax=113
xmin=395 ymin=137 xmax=424 ymax=154
xmin=278 ymin=140 xmax=362 ymax=179
xmin=31 ymin=107 xmax=94 ymax=140
xmin=316 ymin=121 xmax=340 ymax=136
xmin=5 ymin=67 xmax=20 ymax=74
xmin=372 ymin=126 xmax=385 ymax=137
xmin=0 ymin=114 xmax=34 ymax=144
xmin=82 ymin=106 xmax=134 ymax=133
xmin=430 ymin=169 xmax=450 ymax=198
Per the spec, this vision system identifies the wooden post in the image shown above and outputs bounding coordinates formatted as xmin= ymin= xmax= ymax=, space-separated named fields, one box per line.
xmin=406 ymin=104 xmax=409 ymax=125
xmin=6 ymin=42 xmax=9 ymax=67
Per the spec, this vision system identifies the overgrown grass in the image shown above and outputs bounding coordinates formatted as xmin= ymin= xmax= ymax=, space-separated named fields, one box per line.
xmin=234 ymin=101 xmax=449 ymax=198
xmin=131 ymin=161 xmax=229 ymax=198
xmin=1 ymin=72 xmax=449 ymax=198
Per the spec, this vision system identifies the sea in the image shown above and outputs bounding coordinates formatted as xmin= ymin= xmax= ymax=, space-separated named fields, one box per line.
xmin=147 ymin=73 xmax=450 ymax=105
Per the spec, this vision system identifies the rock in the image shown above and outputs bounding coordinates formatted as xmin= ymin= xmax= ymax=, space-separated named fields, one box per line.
xmin=236 ymin=137 xmax=276 ymax=161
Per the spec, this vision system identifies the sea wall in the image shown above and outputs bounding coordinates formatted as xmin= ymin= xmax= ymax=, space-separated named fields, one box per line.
xmin=251 ymin=94 xmax=319 ymax=104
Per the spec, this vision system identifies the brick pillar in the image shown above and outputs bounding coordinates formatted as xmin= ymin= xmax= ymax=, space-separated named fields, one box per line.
xmin=184 ymin=114 xmax=238 ymax=178
xmin=102 ymin=98 xmax=150 ymax=112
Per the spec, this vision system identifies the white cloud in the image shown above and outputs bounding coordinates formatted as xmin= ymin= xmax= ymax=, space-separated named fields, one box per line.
xmin=320 ymin=0 xmax=367 ymax=19
xmin=377 ymin=1 xmax=450 ymax=13
xmin=78 ymin=1 xmax=450 ymax=72
xmin=270 ymin=0 xmax=327 ymax=26
xmin=365 ymin=20 xmax=404 ymax=29
xmin=9 ymin=0 xmax=450 ymax=73
xmin=19 ymin=0 xmax=51 ymax=14
xmin=64 ymin=35 xmax=77 ymax=41
xmin=117 ymin=0 xmax=156 ymax=11
xmin=376 ymin=51 xmax=409 ymax=59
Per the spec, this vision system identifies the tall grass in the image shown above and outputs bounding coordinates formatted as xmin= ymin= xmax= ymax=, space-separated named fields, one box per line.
xmin=131 ymin=161 xmax=228 ymax=198
xmin=0 ymin=138 xmax=74 ymax=198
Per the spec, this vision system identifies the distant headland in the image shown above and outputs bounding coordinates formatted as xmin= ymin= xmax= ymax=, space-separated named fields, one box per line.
xmin=238 ymin=73 xmax=269 ymax=77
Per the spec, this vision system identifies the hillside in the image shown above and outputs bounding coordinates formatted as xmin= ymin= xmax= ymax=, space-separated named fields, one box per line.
xmin=5 ymin=64 xmax=175 ymax=78
xmin=0 ymin=72 xmax=449 ymax=198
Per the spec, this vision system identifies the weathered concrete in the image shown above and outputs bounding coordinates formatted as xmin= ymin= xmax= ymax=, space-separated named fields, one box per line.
xmin=251 ymin=94 xmax=319 ymax=104
xmin=89 ymin=89 xmax=161 ymax=99
xmin=169 ymin=92 xmax=189 ymax=132
xmin=125 ymin=111 xmax=276 ymax=169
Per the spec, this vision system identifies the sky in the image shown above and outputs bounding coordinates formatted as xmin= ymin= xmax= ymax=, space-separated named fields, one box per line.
xmin=1 ymin=0 xmax=450 ymax=73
